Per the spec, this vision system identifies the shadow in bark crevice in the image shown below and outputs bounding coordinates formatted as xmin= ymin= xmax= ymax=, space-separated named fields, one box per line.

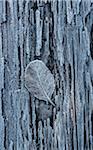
xmin=90 ymin=24 xmax=93 ymax=60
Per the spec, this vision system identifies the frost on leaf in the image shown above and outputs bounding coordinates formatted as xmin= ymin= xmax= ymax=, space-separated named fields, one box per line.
xmin=25 ymin=60 xmax=55 ymax=106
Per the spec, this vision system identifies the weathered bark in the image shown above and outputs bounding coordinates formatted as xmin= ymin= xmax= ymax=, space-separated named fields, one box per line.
xmin=0 ymin=0 xmax=93 ymax=150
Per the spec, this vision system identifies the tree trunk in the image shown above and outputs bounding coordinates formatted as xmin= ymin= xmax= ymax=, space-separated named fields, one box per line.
xmin=0 ymin=0 xmax=93 ymax=149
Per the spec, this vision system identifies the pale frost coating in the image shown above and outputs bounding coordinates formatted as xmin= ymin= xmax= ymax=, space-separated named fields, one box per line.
xmin=25 ymin=60 xmax=55 ymax=106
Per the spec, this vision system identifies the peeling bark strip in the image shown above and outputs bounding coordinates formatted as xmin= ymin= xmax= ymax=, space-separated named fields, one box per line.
xmin=0 ymin=0 xmax=93 ymax=150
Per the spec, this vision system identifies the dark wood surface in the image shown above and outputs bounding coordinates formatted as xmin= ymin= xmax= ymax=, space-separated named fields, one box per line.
xmin=0 ymin=0 xmax=93 ymax=149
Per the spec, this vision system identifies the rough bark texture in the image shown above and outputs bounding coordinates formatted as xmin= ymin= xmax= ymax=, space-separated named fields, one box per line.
xmin=0 ymin=0 xmax=93 ymax=150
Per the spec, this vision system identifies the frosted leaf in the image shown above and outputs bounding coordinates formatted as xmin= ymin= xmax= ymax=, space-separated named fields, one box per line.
xmin=25 ymin=60 xmax=55 ymax=106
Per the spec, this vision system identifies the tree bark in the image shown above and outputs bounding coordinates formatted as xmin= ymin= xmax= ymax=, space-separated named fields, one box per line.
xmin=0 ymin=0 xmax=93 ymax=150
